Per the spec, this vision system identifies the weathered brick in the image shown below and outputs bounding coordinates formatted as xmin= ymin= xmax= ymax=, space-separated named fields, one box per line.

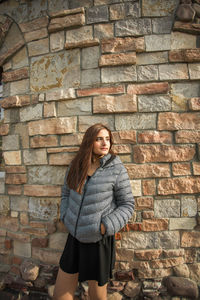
xmin=23 ymin=149 xmax=47 ymax=165
xmin=188 ymin=97 xmax=200 ymax=111
xmin=101 ymin=37 xmax=145 ymax=53
xmin=77 ymin=85 xmax=125 ymax=97
xmin=127 ymin=82 xmax=169 ymax=95
xmin=19 ymin=17 xmax=49 ymax=33
xmin=1 ymin=95 xmax=30 ymax=109
xmin=142 ymin=211 xmax=154 ymax=219
xmin=163 ymin=249 xmax=185 ymax=258
xmin=65 ymin=38 xmax=99 ymax=50
xmin=49 ymin=7 xmax=85 ymax=18
xmin=125 ymin=164 xmax=170 ymax=179
xmin=135 ymin=249 xmax=162 ymax=260
xmin=2 ymin=67 xmax=29 ymax=83
xmin=142 ymin=179 xmax=156 ymax=195
xmin=142 ymin=0 xmax=179 ymax=16
xmin=181 ymin=231 xmax=200 ymax=247
xmin=158 ymin=177 xmax=200 ymax=195
xmin=0 ymin=216 xmax=19 ymax=232
xmin=3 ymin=151 xmax=21 ymax=165
xmin=5 ymin=174 xmax=27 ymax=185
xmin=193 ymin=162 xmax=200 ymax=175
xmin=93 ymin=94 xmax=137 ymax=113
xmin=115 ymin=18 xmax=151 ymax=37
xmin=133 ymin=145 xmax=195 ymax=163
xmin=138 ymin=131 xmax=172 ymax=144
xmin=0 ymin=124 xmax=9 ymax=136
xmin=28 ymin=38 xmax=49 ymax=57
xmin=175 ymin=130 xmax=200 ymax=143
xmin=150 ymin=257 xmax=184 ymax=269
xmin=31 ymin=238 xmax=48 ymax=248
xmin=5 ymin=166 xmax=26 ymax=173
xmin=172 ymin=163 xmax=191 ymax=176
xmin=173 ymin=20 xmax=200 ymax=35
xmin=112 ymin=130 xmax=136 ymax=144
xmin=24 ymin=185 xmax=61 ymax=197
xmin=87 ymin=6 xmax=108 ymax=24
xmin=7 ymin=232 xmax=30 ymax=243
xmin=138 ymin=268 xmax=172 ymax=279
xmin=99 ymin=52 xmax=136 ymax=67
xmin=169 ymin=49 xmax=200 ymax=63
xmin=30 ymin=136 xmax=58 ymax=148
xmin=24 ymin=28 xmax=48 ymax=43
xmin=142 ymin=219 xmax=168 ymax=231
xmin=0 ymin=40 xmax=25 ymax=66
xmin=158 ymin=112 xmax=200 ymax=130
xmin=49 ymin=153 xmax=76 ymax=165
xmin=159 ymin=63 xmax=189 ymax=80
xmin=7 ymin=185 xmax=22 ymax=195
xmin=94 ymin=23 xmax=113 ymax=39
xmin=46 ymin=88 xmax=76 ymax=101
xmin=48 ymin=13 xmax=85 ymax=32
xmin=32 ymin=247 xmax=61 ymax=265
xmin=28 ymin=117 xmax=77 ymax=136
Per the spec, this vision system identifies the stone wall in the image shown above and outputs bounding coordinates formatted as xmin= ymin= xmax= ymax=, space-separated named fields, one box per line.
xmin=0 ymin=0 xmax=200 ymax=299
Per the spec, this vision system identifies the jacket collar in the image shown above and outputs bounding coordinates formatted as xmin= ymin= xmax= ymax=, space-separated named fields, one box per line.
xmin=100 ymin=153 xmax=115 ymax=168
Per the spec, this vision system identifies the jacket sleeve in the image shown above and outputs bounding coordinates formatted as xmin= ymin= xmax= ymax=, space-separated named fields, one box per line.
xmin=101 ymin=165 xmax=134 ymax=236
xmin=60 ymin=169 xmax=70 ymax=222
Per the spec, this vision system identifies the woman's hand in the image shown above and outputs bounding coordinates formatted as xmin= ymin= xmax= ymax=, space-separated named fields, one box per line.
xmin=100 ymin=223 xmax=106 ymax=235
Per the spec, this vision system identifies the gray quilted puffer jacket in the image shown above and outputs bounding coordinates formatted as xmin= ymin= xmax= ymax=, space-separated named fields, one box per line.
xmin=60 ymin=153 xmax=134 ymax=243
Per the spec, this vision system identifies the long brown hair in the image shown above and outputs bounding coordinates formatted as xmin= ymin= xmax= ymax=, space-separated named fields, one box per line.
xmin=67 ymin=123 xmax=114 ymax=194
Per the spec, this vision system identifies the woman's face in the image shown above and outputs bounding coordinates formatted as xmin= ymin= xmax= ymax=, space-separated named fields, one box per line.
xmin=93 ymin=129 xmax=111 ymax=156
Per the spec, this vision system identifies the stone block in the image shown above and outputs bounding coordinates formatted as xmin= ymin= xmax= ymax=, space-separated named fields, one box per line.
xmin=193 ymin=162 xmax=200 ymax=175
xmin=173 ymin=20 xmax=200 ymax=34
xmin=13 ymin=240 xmax=31 ymax=258
xmin=81 ymin=68 xmax=100 ymax=86
xmin=181 ymin=196 xmax=197 ymax=217
xmin=77 ymin=85 xmax=125 ymax=97
xmin=44 ymin=102 xmax=56 ymax=118
xmin=142 ymin=0 xmax=179 ymax=16
xmin=172 ymin=163 xmax=191 ymax=176
xmin=101 ymin=37 xmax=145 ymax=53
xmin=10 ymin=196 xmax=28 ymax=211
xmin=7 ymin=185 xmax=22 ymax=195
xmin=112 ymin=130 xmax=136 ymax=144
xmin=10 ymin=79 xmax=29 ymax=96
xmin=101 ymin=65 xmax=137 ymax=83
xmin=28 ymin=38 xmax=49 ymax=57
xmin=188 ymin=97 xmax=200 ymax=111
xmin=145 ymin=34 xmax=171 ymax=52
xmin=49 ymin=233 xmax=67 ymax=250
xmin=130 ymin=180 xmax=141 ymax=197
xmin=138 ymin=131 xmax=172 ymax=144
xmin=159 ymin=63 xmax=189 ymax=80
xmin=2 ymin=67 xmax=29 ymax=83
xmin=30 ymin=50 xmax=80 ymax=92
xmin=5 ymin=174 xmax=27 ymax=185
xmin=46 ymin=88 xmax=76 ymax=101
xmin=50 ymin=31 xmax=65 ymax=52
xmin=12 ymin=47 xmax=29 ymax=69
xmin=32 ymin=247 xmax=61 ymax=265
xmin=48 ymin=13 xmax=85 ymax=32
xmin=0 ymin=215 xmax=19 ymax=232
xmin=93 ymin=94 xmax=137 ymax=113
xmin=171 ymin=82 xmax=200 ymax=99
xmin=171 ymin=32 xmax=197 ymax=49
xmin=24 ymin=28 xmax=48 ymax=43
xmin=87 ymin=6 xmax=109 ymax=24
xmin=158 ymin=177 xmax=200 ymax=195
xmin=49 ymin=153 xmax=76 ymax=165
xmin=60 ymin=133 xmax=83 ymax=146
xmin=24 ymin=185 xmax=61 ymax=197
xmin=142 ymin=219 xmax=168 ymax=231
xmin=142 ymin=179 xmax=156 ymax=196
xmin=3 ymin=151 xmax=21 ymax=165
xmin=115 ymin=113 xmax=156 ymax=130
xmin=169 ymin=218 xmax=196 ymax=230
xmin=0 ymin=40 xmax=25 ymax=66
xmin=58 ymin=98 xmax=92 ymax=116
xmin=94 ymin=23 xmax=114 ymax=39
xmin=115 ymin=18 xmax=151 ymax=37
xmin=99 ymin=52 xmax=136 ymax=67
xmin=13 ymin=123 xmax=29 ymax=149
xmin=125 ymin=163 xmax=170 ymax=179
xmin=23 ymin=149 xmax=47 ymax=165
xmin=19 ymin=17 xmax=49 ymax=33
xmin=27 ymin=166 xmax=65 ymax=185
xmin=2 ymin=135 xmax=19 ymax=150
xmin=163 ymin=276 xmax=199 ymax=298
xmin=135 ymin=249 xmax=162 ymax=260
xmin=0 ymin=195 xmax=9 ymax=213
xmin=189 ymin=63 xmax=200 ymax=79
xmin=137 ymin=65 xmax=158 ymax=81
xmin=20 ymin=103 xmax=43 ymax=122
xmin=169 ymin=49 xmax=200 ymax=63
xmin=66 ymin=25 xmax=93 ymax=44
xmin=158 ymin=112 xmax=200 ymax=130
xmin=0 ymin=124 xmax=9 ymax=136
xmin=29 ymin=197 xmax=59 ymax=220
xmin=109 ymin=3 xmax=125 ymax=20
xmin=152 ymin=16 xmax=173 ymax=33
xmin=82 ymin=46 xmax=99 ymax=69
xmin=136 ymin=51 xmax=168 ymax=65
xmin=78 ymin=115 xmax=114 ymax=132
xmin=28 ymin=117 xmax=77 ymax=135
xmin=154 ymin=199 xmax=181 ymax=218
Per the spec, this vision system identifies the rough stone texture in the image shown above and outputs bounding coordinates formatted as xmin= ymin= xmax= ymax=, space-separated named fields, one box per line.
xmin=138 ymin=95 xmax=171 ymax=112
xmin=142 ymin=0 xmax=179 ymax=16
xmin=127 ymin=82 xmax=169 ymax=95
xmin=158 ymin=177 xmax=200 ymax=195
xmin=126 ymin=163 xmax=170 ymax=179
xmin=20 ymin=260 xmax=39 ymax=281
xmin=159 ymin=63 xmax=189 ymax=80
xmin=2 ymin=67 xmax=29 ymax=83
xmin=1 ymin=95 xmax=30 ymax=109
xmin=99 ymin=52 xmax=136 ymax=67
xmin=48 ymin=13 xmax=85 ymax=32
xmin=145 ymin=34 xmax=171 ymax=52
xmin=163 ymin=276 xmax=199 ymax=298
xmin=158 ymin=112 xmax=200 ymax=130
xmin=115 ymin=18 xmax=151 ymax=37
xmin=101 ymin=37 xmax=145 ymax=53
xmin=101 ymin=65 xmax=137 ymax=83
xmin=171 ymin=31 xmax=197 ymax=49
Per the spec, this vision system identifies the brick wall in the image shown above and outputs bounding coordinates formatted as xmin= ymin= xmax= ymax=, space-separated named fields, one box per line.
xmin=0 ymin=0 xmax=200 ymax=298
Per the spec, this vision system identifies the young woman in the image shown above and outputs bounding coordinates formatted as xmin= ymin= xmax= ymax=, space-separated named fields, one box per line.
xmin=53 ymin=123 xmax=134 ymax=300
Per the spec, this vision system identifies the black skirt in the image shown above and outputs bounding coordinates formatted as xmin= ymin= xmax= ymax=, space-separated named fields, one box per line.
xmin=59 ymin=233 xmax=115 ymax=286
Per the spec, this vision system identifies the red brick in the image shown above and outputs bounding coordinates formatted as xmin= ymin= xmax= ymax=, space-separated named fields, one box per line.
xmin=135 ymin=249 xmax=162 ymax=260
xmin=142 ymin=219 xmax=168 ymax=231
xmin=0 ymin=124 xmax=9 ymax=135
xmin=77 ymin=85 xmax=125 ymax=97
xmin=175 ymin=130 xmax=200 ymax=143
xmin=24 ymin=185 xmax=61 ymax=197
xmin=112 ymin=145 xmax=131 ymax=154
xmin=5 ymin=166 xmax=26 ymax=173
xmin=30 ymin=136 xmax=58 ymax=148
xmin=112 ymin=130 xmax=136 ymax=144
xmin=172 ymin=163 xmax=191 ymax=176
xmin=135 ymin=197 xmax=154 ymax=210
xmin=5 ymin=174 xmax=27 ymax=185
xmin=49 ymin=13 xmax=85 ymax=33
xmin=142 ymin=179 xmax=156 ymax=195
xmin=188 ymin=97 xmax=200 ymax=111
xmin=158 ymin=176 xmax=200 ymax=195
xmin=138 ymin=131 xmax=172 ymax=144
xmin=101 ymin=37 xmax=145 ymax=53
xmin=7 ymin=185 xmax=22 ymax=195
xmin=21 ymin=227 xmax=47 ymax=237
xmin=181 ymin=231 xmax=200 ymax=247
xmin=2 ymin=67 xmax=29 ymax=83
xmin=127 ymin=82 xmax=169 ymax=95
xmin=193 ymin=162 xmax=200 ymax=175
xmin=125 ymin=163 xmax=170 ymax=179
xmin=99 ymin=52 xmax=136 ymax=67
xmin=158 ymin=112 xmax=200 ymax=130
xmin=169 ymin=49 xmax=200 ymax=62
xmin=31 ymin=238 xmax=48 ymax=248
xmin=12 ymin=256 xmax=22 ymax=265
xmin=142 ymin=211 xmax=154 ymax=219
xmin=5 ymin=239 xmax=12 ymax=249
xmin=65 ymin=38 xmax=99 ymax=50
xmin=127 ymin=223 xmax=143 ymax=231
xmin=1 ymin=95 xmax=30 ymax=109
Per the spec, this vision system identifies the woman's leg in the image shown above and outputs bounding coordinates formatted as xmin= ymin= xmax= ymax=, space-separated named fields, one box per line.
xmin=53 ymin=268 xmax=79 ymax=300
xmin=88 ymin=280 xmax=107 ymax=300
